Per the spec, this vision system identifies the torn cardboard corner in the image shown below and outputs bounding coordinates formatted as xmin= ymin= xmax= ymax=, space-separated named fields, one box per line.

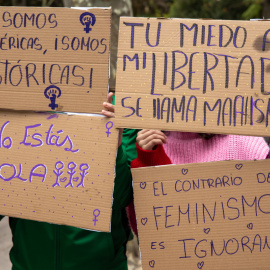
xmin=0 ymin=7 xmax=111 ymax=114
xmin=115 ymin=17 xmax=270 ymax=136
xmin=0 ymin=110 xmax=118 ymax=232
xmin=132 ymin=160 xmax=270 ymax=269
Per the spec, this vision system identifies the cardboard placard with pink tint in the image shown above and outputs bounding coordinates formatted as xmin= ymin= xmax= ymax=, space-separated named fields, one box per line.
xmin=0 ymin=111 xmax=118 ymax=232
xmin=115 ymin=17 xmax=270 ymax=136
xmin=0 ymin=7 xmax=110 ymax=113
xmin=132 ymin=160 xmax=270 ymax=269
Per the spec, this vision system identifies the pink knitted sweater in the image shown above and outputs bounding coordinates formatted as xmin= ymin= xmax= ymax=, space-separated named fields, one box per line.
xmin=163 ymin=132 xmax=269 ymax=164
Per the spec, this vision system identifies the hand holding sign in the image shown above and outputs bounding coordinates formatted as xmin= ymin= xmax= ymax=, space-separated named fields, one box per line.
xmin=102 ymin=93 xmax=115 ymax=118
xmin=136 ymin=129 xmax=167 ymax=150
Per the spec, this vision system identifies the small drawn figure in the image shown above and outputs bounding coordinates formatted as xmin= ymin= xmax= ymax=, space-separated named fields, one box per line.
xmin=93 ymin=209 xmax=100 ymax=226
xmin=79 ymin=12 xmax=96 ymax=34
xmin=44 ymin=85 xmax=61 ymax=110
xmin=52 ymin=161 xmax=64 ymax=188
xmin=65 ymin=162 xmax=77 ymax=188
xmin=77 ymin=163 xmax=89 ymax=188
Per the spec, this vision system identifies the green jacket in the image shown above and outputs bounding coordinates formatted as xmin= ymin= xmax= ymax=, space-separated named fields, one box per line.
xmin=1 ymin=128 xmax=138 ymax=270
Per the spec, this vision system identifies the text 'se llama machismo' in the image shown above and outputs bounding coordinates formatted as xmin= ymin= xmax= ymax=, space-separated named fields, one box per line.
xmin=116 ymin=18 xmax=270 ymax=135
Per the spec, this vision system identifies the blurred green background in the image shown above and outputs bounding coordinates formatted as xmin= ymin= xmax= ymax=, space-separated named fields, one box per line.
xmin=2 ymin=0 xmax=270 ymax=20
xmin=133 ymin=0 xmax=269 ymax=20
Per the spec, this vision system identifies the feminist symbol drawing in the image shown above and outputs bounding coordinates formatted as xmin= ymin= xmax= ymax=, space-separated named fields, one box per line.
xmin=44 ymin=85 xmax=61 ymax=110
xmin=80 ymin=12 xmax=96 ymax=34
xmin=93 ymin=209 xmax=100 ymax=226
xmin=106 ymin=121 xmax=113 ymax=137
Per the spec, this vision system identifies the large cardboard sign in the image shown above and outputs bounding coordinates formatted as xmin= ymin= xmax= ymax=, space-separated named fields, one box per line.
xmin=0 ymin=7 xmax=110 ymax=113
xmin=116 ymin=17 xmax=270 ymax=136
xmin=132 ymin=160 xmax=270 ymax=269
xmin=0 ymin=111 xmax=118 ymax=232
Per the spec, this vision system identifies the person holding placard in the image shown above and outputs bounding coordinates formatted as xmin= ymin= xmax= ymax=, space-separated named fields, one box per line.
xmin=0 ymin=94 xmax=138 ymax=270
xmin=128 ymin=130 xmax=269 ymax=236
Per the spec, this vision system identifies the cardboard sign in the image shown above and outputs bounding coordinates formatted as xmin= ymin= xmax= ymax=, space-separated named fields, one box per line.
xmin=116 ymin=17 xmax=270 ymax=136
xmin=132 ymin=160 xmax=270 ymax=269
xmin=0 ymin=7 xmax=110 ymax=113
xmin=0 ymin=111 xmax=118 ymax=232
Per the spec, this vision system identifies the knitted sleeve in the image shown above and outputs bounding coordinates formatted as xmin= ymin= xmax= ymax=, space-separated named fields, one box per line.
xmin=131 ymin=143 xmax=172 ymax=168
xmin=231 ymin=135 xmax=269 ymax=160
xmin=127 ymin=144 xmax=172 ymax=237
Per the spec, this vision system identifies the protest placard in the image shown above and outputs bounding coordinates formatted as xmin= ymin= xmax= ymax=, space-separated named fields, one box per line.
xmin=0 ymin=111 xmax=118 ymax=232
xmin=132 ymin=160 xmax=270 ymax=269
xmin=115 ymin=17 xmax=270 ymax=136
xmin=0 ymin=7 xmax=110 ymax=113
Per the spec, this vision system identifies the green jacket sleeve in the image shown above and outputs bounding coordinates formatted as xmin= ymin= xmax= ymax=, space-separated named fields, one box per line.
xmin=112 ymin=128 xmax=138 ymax=209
